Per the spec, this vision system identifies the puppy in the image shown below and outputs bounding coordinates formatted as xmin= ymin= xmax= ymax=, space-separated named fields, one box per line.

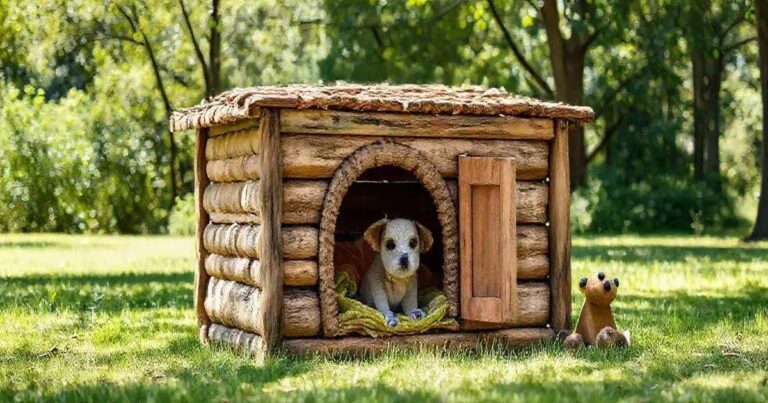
xmin=358 ymin=218 xmax=433 ymax=327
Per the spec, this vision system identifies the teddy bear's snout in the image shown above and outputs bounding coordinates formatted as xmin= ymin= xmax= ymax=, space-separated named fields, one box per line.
xmin=603 ymin=280 xmax=612 ymax=292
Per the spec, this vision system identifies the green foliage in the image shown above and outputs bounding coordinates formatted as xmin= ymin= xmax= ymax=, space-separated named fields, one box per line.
xmin=0 ymin=84 xmax=169 ymax=233
xmin=168 ymin=194 xmax=196 ymax=236
xmin=1 ymin=233 xmax=767 ymax=400
xmin=0 ymin=0 xmax=763 ymax=234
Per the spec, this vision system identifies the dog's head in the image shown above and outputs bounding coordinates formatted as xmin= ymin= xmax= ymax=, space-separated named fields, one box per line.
xmin=364 ymin=218 xmax=433 ymax=279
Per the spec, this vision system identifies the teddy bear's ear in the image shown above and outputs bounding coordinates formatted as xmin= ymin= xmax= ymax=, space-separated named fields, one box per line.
xmin=415 ymin=221 xmax=433 ymax=252
xmin=364 ymin=218 xmax=388 ymax=252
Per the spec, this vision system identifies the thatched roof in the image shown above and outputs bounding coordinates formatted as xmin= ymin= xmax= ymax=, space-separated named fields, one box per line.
xmin=170 ymin=84 xmax=594 ymax=132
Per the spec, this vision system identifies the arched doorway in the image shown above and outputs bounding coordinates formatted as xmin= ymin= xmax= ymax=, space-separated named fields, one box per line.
xmin=317 ymin=141 xmax=459 ymax=337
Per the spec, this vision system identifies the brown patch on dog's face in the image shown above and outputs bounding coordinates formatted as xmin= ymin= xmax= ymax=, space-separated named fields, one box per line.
xmin=578 ymin=271 xmax=619 ymax=306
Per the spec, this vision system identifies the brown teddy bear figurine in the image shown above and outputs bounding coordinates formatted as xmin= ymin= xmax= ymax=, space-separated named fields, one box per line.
xmin=562 ymin=272 xmax=630 ymax=350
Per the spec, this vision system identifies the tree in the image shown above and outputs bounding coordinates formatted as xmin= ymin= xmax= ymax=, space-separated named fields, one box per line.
xmin=748 ymin=0 xmax=768 ymax=241
xmin=685 ymin=0 xmax=754 ymax=191
xmin=179 ymin=0 xmax=222 ymax=97
xmin=487 ymin=0 xmax=639 ymax=188
xmin=111 ymin=3 xmax=180 ymax=206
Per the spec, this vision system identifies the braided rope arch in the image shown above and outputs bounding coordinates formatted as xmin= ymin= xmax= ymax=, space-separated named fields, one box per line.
xmin=318 ymin=141 xmax=459 ymax=337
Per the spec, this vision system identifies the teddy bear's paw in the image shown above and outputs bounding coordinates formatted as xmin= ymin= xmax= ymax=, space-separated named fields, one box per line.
xmin=564 ymin=333 xmax=584 ymax=351
xmin=408 ymin=309 xmax=425 ymax=320
xmin=384 ymin=311 xmax=399 ymax=327
xmin=596 ymin=326 xmax=628 ymax=348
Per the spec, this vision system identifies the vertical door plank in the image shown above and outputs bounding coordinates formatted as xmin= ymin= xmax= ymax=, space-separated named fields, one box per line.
xmin=459 ymin=156 xmax=517 ymax=323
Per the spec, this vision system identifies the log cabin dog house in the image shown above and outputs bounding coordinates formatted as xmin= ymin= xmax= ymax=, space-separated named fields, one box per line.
xmin=170 ymin=84 xmax=593 ymax=358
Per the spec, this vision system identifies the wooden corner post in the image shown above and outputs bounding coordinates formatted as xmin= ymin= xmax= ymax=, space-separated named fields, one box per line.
xmin=195 ymin=127 xmax=212 ymax=343
xmin=257 ymin=108 xmax=284 ymax=356
xmin=549 ymin=120 xmax=571 ymax=332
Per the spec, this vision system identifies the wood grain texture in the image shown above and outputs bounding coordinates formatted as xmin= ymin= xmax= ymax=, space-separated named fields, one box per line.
xmin=205 ymin=179 xmax=546 ymax=225
xmin=194 ymin=128 xmax=212 ymax=342
xmin=549 ymin=120 xmax=572 ymax=332
xmin=208 ymin=118 xmax=260 ymax=137
xmin=459 ymin=157 xmax=517 ymax=324
xmin=280 ymin=109 xmax=555 ymax=140
xmin=460 ymin=282 xmax=550 ymax=329
xmin=203 ymin=180 xmax=327 ymax=224
xmin=204 ymin=278 xmax=321 ymax=337
xmin=205 ymin=254 xmax=318 ymax=287
xmin=256 ymin=108 xmax=283 ymax=353
xmin=205 ymin=127 xmax=260 ymax=160
xmin=281 ymin=327 xmax=554 ymax=356
xmin=206 ymin=135 xmax=549 ymax=182
xmin=207 ymin=323 xmax=264 ymax=360
xmin=203 ymin=223 xmax=318 ymax=260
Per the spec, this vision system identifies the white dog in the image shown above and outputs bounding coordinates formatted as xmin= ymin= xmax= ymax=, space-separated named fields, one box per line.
xmin=358 ymin=218 xmax=433 ymax=327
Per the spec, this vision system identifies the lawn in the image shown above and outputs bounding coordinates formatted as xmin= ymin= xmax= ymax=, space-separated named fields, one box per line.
xmin=1 ymin=233 xmax=767 ymax=402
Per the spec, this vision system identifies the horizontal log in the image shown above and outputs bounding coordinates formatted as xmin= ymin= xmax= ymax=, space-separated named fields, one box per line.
xmin=518 ymin=254 xmax=549 ymax=280
xmin=207 ymin=323 xmax=264 ymax=357
xmin=518 ymin=225 xmax=548 ymax=257
xmin=203 ymin=224 xmax=319 ymax=259
xmin=280 ymin=109 xmax=555 ymax=140
xmin=208 ymin=118 xmax=260 ymax=137
xmin=205 ymin=278 xmax=321 ymax=337
xmin=205 ymin=277 xmax=262 ymax=334
xmin=205 ymin=179 xmax=547 ymax=225
xmin=207 ymin=135 xmax=549 ymax=182
xmin=203 ymin=180 xmax=327 ymax=224
xmin=282 ymin=328 xmax=554 ymax=356
xmin=206 ymin=154 xmax=260 ymax=183
xmin=205 ymin=254 xmax=319 ymax=287
xmin=283 ymin=289 xmax=322 ymax=338
xmin=206 ymin=128 xmax=260 ymax=160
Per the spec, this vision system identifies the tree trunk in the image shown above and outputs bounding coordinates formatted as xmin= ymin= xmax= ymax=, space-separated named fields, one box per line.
xmin=540 ymin=0 xmax=588 ymax=188
xmin=208 ymin=0 xmax=221 ymax=96
xmin=748 ymin=0 xmax=768 ymax=241
xmin=704 ymin=57 xmax=723 ymax=193
xmin=564 ymin=44 xmax=587 ymax=189
xmin=692 ymin=47 xmax=706 ymax=181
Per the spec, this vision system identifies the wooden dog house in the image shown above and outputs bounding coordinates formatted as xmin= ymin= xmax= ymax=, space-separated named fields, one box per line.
xmin=170 ymin=84 xmax=593 ymax=358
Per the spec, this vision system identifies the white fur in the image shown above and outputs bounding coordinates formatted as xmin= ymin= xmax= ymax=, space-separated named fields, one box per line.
xmin=358 ymin=218 xmax=432 ymax=326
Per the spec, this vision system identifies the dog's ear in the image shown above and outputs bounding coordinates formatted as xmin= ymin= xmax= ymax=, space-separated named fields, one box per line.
xmin=415 ymin=222 xmax=433 ymax=252
xmin=364 ymin=218 xmax=388 ymax=252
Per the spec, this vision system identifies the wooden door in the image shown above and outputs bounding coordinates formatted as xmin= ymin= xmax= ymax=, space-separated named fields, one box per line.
xmin=458 ymin=156 xmax=517 ymax=323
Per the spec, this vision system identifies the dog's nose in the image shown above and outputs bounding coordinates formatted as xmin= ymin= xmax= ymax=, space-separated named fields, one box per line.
xmin=399 ymin=255 xmax=409 ymax=269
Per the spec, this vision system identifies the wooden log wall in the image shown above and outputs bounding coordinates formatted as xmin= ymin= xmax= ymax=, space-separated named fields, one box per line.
xmin=199 ymin=110 xmax=560 ymax=349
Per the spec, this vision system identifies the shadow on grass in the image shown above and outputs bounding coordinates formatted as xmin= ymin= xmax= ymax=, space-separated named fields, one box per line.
xmin=0 ymin=240 xmax=66 ymax=249
xmin=573 ymin=244 xmax=768 ymax=264
xmin=0 ymin=272 xmax=193 ymax=312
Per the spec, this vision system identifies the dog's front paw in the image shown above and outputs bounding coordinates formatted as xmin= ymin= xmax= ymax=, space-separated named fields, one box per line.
xmin=408 ymin=309 xmax=425 ymax=320
xmin=384 ymin=311 xmax=398 ymax=327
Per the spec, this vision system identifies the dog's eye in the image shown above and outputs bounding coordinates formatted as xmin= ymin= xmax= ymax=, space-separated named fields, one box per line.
xmin=385 ymin=239 xmax=396 ymax=250
xmin=408 ymin=238 xmax=418 ymax=249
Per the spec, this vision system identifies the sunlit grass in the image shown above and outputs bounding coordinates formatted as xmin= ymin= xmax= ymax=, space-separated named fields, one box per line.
xmin=1 ymin=233 xmax=767 ymax=402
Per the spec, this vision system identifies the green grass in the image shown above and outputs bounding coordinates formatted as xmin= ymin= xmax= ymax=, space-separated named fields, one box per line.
xmin=1 ymin=233 xmax=767 ymax=402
